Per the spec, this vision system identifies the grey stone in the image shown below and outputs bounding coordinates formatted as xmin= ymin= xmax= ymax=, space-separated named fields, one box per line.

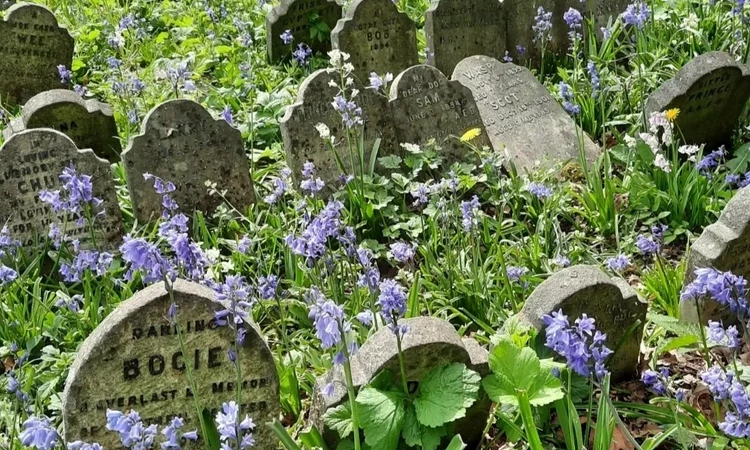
xmin=424 ymin=0 xmax=506 ymax=77
xmin=280 ymin=69 xmax=400 ymax=191
xmin=331 ymin=0 xmax=419 ymax=82
xmin=0 ymin=3 xmax=74 ymax=105
xmin=63 ymin=280 xmax=280 ymax=449
xmin=4 ymin=90 xmax=121 ymax=163
xmin=452 ymin=56 xmax=599 ymax=172
xmin=518 ymin=265 xmax=647 ymax=382
xmin=122 ymin=100 xmax=255 ymax=224
xmin=646 ymin=52 xmax=750 ymax=150
xmin=683 ymin=186 xmax=750 ymax=324
xmin=311 ymin=317 xmax=490 ymax=449
xmin=0 ymin=129 xmax=123 ymax=250
xmin=266 ymin=0 xmax=343 ymax=62
xmin=389 ymin=64 xmax=493 ymax=162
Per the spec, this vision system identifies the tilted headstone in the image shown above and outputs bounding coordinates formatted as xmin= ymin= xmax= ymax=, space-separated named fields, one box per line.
xmin=122 ymin=100 xmax=255 ymax=224
xmin=646 ymin=52 xmax=750 ymax=150
xmin=452 ymin=56 xmax=599 ymax=172
xmin=280 ymin=69 xmax=400 ymax=191
xmin=3 ymin=90 xmax=122 ymax=163
xmin=266 ymin=0 xmax=343 ymax=62
xmin=331 ymin=0 xmax=419 ymax=82
xmin=424 ymin=0 xmax=507 ymax=77
xmin=311 ymin=317 xmax=491 ymax=449
xmin=0 ymin=129 xmax=123 ymax=249
xmin=63 ymin=280 xmax=280 ymax=449
xmin=389 ymin=65 xmax=493 ymax=162
xmin=0 ymin=3 xmax=74 ymax=105
xmin=518 ymin=265 xmax=646 ymax=382
xmin=683 ymin=186 xmax=750 ymax=324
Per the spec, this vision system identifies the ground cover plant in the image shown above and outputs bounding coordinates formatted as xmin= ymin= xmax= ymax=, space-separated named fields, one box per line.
xmin=0 ymin=0 xmax=750 ymax=449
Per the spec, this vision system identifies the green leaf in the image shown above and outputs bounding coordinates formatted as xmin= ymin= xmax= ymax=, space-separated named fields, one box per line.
xmin=379 ymin=155 xmax=403 ymax=169
xmin=445 ymin=435 xmax=466 ymax=450
xmin=357 ymin=387 xmax=406 ymax=450
xmin=323 ymin=404 xmax=353 ymax=439
xmin=402 ymin=406 xmax=445 ymax=450
xmin=482 ymin=373 xmax=518 ymax=406
xmin=414 ymin=363 xmax=481 ymax=427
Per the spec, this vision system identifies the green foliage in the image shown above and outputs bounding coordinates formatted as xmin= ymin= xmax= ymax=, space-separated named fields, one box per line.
xmin=413 ymin=363 xmax=481 ymax=427
xmin=357 ymin=387 xmax=406 ymax=450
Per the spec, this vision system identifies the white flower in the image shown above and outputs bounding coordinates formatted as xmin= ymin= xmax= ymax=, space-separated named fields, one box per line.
xmin=315 ymin=123 xmax=331 ymax=139
xmin=328 ymin=80 xmax=338 ymax=88
xmin=624 ymin=135 xmax=637 ymax=150
xmin=401 ymin=143 xmax=422 ymax=153
xmin=681 ymin=13 xmax=699 ymax=30
xmin=639 ymin=132 xmax=661 ymax=154
xmin=345 ymin=75 xmax=355 ymax=86
xmin=678 ymin=145 xmax=700 ymax=156
xmin=350 ymin=89 xmax=360 ymax=98
xmin=654 ymin=153 xmax=671 ymax=173
xmin=648 ymin=111 xmax=673 ymax=146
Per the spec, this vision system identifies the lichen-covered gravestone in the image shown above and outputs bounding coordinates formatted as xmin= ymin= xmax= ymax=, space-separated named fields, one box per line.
xmin=0 ymin=3 xmax=74 ymax=105
xmin=683 ymin=186 xmax=750 ymax=324
xmin=424 ymin=0 xmax=506 ymax=76
xmin=63 ymin=280 xmax=280 ymax=449
xmin=0 ymin=129 xmax=123 ymax=249
xmin=331 ymin=0 xmax=418 ymax=81
xmin=311 ymin=317 xmax=491 ymax=449
xmin=389 ymin=65 xmax=493 ymax=162
xmin=453 ymin=56 xmax=599 ymax=171
xmin=3 ymin=90 xmax=122 ymax=163
xmin=280 ymin=69 xmax=400 ymax=191
xmin=266 ymin=0 xmax=343 ymax=62
xmin=646 ymin=52 xmax=750 ymax=150
xmin=518 ymin=265 xmax=647 ymax=382
xmin=122 ymin=100 xmax=255 ymax=223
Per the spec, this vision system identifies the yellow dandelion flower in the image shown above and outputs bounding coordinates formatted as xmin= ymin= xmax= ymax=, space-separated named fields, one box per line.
xmin=665 ymin=108 xmax=680 ymax=122
xmin=460 ymin=128 xmax=482 ymax=143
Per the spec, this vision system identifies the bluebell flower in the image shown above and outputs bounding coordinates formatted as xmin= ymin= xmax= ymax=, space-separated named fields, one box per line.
xmin=322 ymin=382 xmax=335 ymax=397
xmin=727 ymin=173 xmax=741 ymax=186
xmin=697 ymin=147 xmax=726 ymax=176
xmin=681 ymin=268 xmax=749 ymax=319
xmin=622 ymin=2 xmax=650 ymax=29
xmin=237 ymin=235 xmax=253 ymax=254
xmin=68 ymin=443 xmax=103 ymax=450
xmin=258 ymin=275 xmax=279 ymax=300
xmin=160 ymin=416 xmax=198 ymax=450
xmin=39 ymin=165 xmax=105 ymax=224
xmin=506 ymin=266 xmax=527 ymax=283
xmin=213 ymin=275 xmax=254 ymax=327
xmin=636 ymin=235 xmax=659 ymax=256
xmin=558 ymin=82 xmax=580 ymax=115
xmin=368 ymin=72 xmax=393 ymax=91
xmin=293 ymin=43 xmax=312 ymax=65
xmin=356 ymin=310 xmax=374 ymax=327
xmin=59 ymin=250 xmax=113 ymax=283
xmin=216 ymin=402 xmax=256 ymax=450
xmin=541 ymin=310 xmax=613 ymax=379
xmin=332 ymin=95 xmax=363 ymax=128
xmin=222 ymin=106 xmax=233 ymax=125
xmin=587 ymin=61 xmax=600 ymax=97
xmin=502 ymin=51 xmax=513 ymax=62
xmin=120 ymin=236 xmax=174 ymax=284
xmin=390 ymin=241 xmax=416 ymax=263
xmin=527 ymin=182 xmax=553 ymax=199
xmin=264 ymin=168 xmax=291 ymax=204
xmin=58 ymin=65 xmax=72 ymax=84
xmin=308 ymin=293 xmax=345 ymax=349
xmin=532 ymin=6 xmax=553 ymax=43
xmin=280 ymin=29 xmax=293 ymax=45
xmin=0 ymin=264 xmax=18 ymax=286
xmin=20 ymin=416 xmax=59 ymax=450
xmin=460 ymin=196 xmax=481 ymax=232
xmin=358 ymin=266 xmax=381 ymax=293
xmin=552 ymin=256 xmax=571 ymax=268
xmin=642 ymin=369 xmax=667 ymax=394
xmin=708 ymin=321 xmax=740 ymax=349
xmin=285 ymin=200 xmax=344 ymax=261
xmin=377 ymin=279 xmax=407 ymax=334
xmin=605 ymin=254 xmax=631 ymax=272
xmin=563 ymin=8 xmax=583 ymax=28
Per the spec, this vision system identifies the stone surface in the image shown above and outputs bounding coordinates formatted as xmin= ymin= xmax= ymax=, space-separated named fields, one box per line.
xmin=452 ymin=56 xmax=598 ymax=171
xmin=331 ymin=0 xmax=419 ymax=82
xmin=518 ymin=265 xmax=647 ymax=382
xmin=311 ymin=317 xmax=490 ymax=449
xmin=683 ymin=186 xmax=750 ymax=324
xmin=122 ymin=100 xmax=255 ymax=223
xmin=424 ymin=0 xmax=506 ymax=77
xmin=63 ymin=280 xmax=280 ymax=449
xmin=280 ymin=69 xmax=400 ymax=191
xmin=646 ymin=52 xmax=750 ymax=150
xmin=0 ymin=3 xmax=74 ymax=105
xmin=0 ymin=129 xmax=123 ymax=249
xmin=4 ymin=90 xmax=122 ymax=163
xmin=389 ymin=64 xmax=493 ymax=162
xmin=266 ymin=0 xmax=343 ymax=62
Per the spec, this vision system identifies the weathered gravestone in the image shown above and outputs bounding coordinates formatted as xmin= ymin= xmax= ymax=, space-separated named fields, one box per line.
xmin=266 ymin=0 xmax=343 ymax=62
xmin=682 ymin=186 xmax=750 ymax=324
xmin=122 ymin=100 xmax=255 ymax=224
xmin=424 ymin=0 xmax=506 ymax=77
xmin=331 ymin=0 xmax=419 ymax=81
xmin=1 ymin=0 xmax=16 ymax=11
xmin=280 ymin=69 xmax=400 ymax=191
xmin=453 ymin=56 xmax=599 ymax=172
xmin=518 ymin=265 xmax=646 ymax=382
xmin=311 ymin=317 xmax=491 ymax=448
xmin=0 ymin=3 xmax=74 ymax=105
xmin=646 ymin=52 xmax=750 ymax=150
xmin=3 ymin=90 xmax=121 ymax=163
xmin=0 ymin=129 xmax=123 ymax=249
xmin=389 ymin=64 xmax=493 ymax=162
xmin=63 ymin=280 xmax=280 ymax=449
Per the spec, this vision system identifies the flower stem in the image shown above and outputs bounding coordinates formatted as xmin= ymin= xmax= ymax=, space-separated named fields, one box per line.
xmin=395 ymin=330 xmax=410 ymax=396
xmin=517 ymin=390 xmax=544 ymax=450
xmin=342 ymin=355 xmax=362 ymax=450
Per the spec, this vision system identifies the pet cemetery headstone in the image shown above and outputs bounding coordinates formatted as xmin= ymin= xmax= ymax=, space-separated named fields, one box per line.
xmin=266 ymin=0 xmax=343 ymax=62
xmin=3 ymin=89 xmax=122 ymax=163
xmin=452 ymin=55 xmax=599 ymax=172
xmin=63 ymin=280 xmax=280 ymax=449
xmin=0 ymin=3 xmax=74 ymax=105
xmin=122 ymin=99 xmax=255 ymax=224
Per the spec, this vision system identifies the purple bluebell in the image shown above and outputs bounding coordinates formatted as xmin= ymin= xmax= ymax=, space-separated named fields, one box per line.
xmin=0 ymin=264 xmax=18 ymax=286
xmin=308 ymin=294 xmax=345 ymax=348
xmin=285 ymin=200 xmax=344 ymax=261
xmin=507 ymin=266 xmax=527 ymax=283
xmin=222 ymin=106 xmax=233 ymax=125
xmin=541 ymin=310 xmax=613 ymax=379
xmin=160 ymin=417 xmax=197 ymax=450
xmin=213 ymin=275 xmax=254 ymax=327
xmin=120 ymin=236 xmax=174 ymax=284
xmin=58 ymin=65 xmax=72 ymax=84
xmin=587 ymin=61 xmax=600 ymax=97
xmin=642 ymin=369 xmax=667 ymax=394
xmin=20 ymin=416 xmax=59 ymax=450
xmin=258 ymin=275 xmax=279 ymax=300
xmin=460 ymin=196 xmax=481 ymax=232
xmin=708 ymin=321 xmax=740 ymax=349
xmin=356 ymin=310 xmax=374 ymax=327
xmin=503 ymin=51 xmax=513 ymax=63
xmin=532 ymin=7 xmax=553 ymax=43
xmin=622 ymin=2 xmax=650 ymax=29
xmin=280 ymin=29 xmax=293 ymax=45
xmin=390 ymin=241 xmax=416 ymax=263
xmin=378 ymin=279 xmax=408 ymax=334
xmin=216 ymin=401 xmax=256 ymax=450
xmin=293 ymin=43 xmax=312 ymax=65
xmin=332 ymin=95 xmax=363 ymax=128
xmin=605 ymin=254 xmax=631 ymax=271
xmin=368 ymin=72 xmax=393 ymax=91
xmin=697 ymin=147 xmax=726 ymax=176
xmin=558 ymin=82 xmax=580 ymax=115
xmin=681 ymin=268 xmax=748 ymax=318
xmin=237 ymin=236 xmax=252 ymax=254
xmin=636 ymin=235 xmax=659 ymax=256
xmin=264 ymin=168 xmax=291 ymax=204
xmin=527 ymin=182 xmax=553 ymax=199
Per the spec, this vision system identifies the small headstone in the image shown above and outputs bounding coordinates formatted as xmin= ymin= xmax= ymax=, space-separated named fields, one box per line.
xmin=122 ymin=100 xmax=255 ymax=224
xmin=0 ymin=3 xmax=74 ymax=105
xmin=331 ymin=0 xmax=419 ymax=81
xmin=280 ymin=69 xmax=400 ymax=190
xmin=683 ymin=186 xmax=750 ymax=324
xmin=0 ymin=129 xmax=123 ymax=249
xmin=311 ymin=317 xmax=490 ymax=449
xmin=266 ymin=0 xmax=343 ymax=62
xmin=4 ymin=90 xmax=122 ymax=163
xmin=518 ymin=265 xmax=646 ymax=382
xmin=646 ymin=52 xmax=750 ymax=150
xmin=389 ymin=64 xmax=493 ymax=162
xmin=424 ymin=0 xmax=506 ymax=77
xmin=452 ymin=56 xmax=599 ymax=171
xmin=63 ymin=280 xmax=280 ymax=449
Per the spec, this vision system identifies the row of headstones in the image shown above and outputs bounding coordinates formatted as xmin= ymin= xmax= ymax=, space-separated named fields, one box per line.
xmin=266 ymin=0 xmax=631 ymax=76
xmin=60 ymin=265 xmax=646 ymax=450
